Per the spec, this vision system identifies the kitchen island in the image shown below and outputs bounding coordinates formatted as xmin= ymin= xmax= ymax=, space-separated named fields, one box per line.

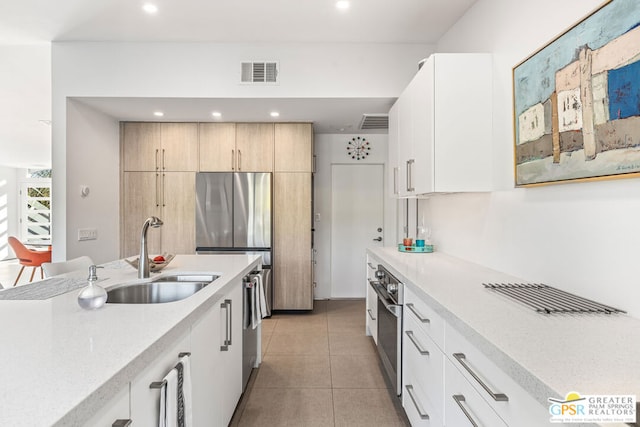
xmin=368 ymin=247 xmax=639 ymax=427
xmin=0 ymin=254 xmax=261 ymax=426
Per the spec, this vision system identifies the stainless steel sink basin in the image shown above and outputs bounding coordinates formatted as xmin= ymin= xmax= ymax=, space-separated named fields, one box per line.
xmin=107 ymin=274 xmax=219 ymax=304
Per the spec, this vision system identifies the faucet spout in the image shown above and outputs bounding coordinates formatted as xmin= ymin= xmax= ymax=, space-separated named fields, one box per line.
xmin=139 ymin=216 xmax=163 ymax=278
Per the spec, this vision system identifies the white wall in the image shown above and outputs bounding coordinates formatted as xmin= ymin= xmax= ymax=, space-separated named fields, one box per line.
xmin=64 ymin=100 xmax=120 ymax=264
xmin=0 ymin=167 xmax=21 ymax=260
xmin=412 ymin=0 xmax=640 ymax=317
xmin=52 ymin=41 xmax=432 ymax=261
xmin=314 ymin=133 xmax=393 ymax=299
xmin=0 ymin=45 xmax=51 ymax=168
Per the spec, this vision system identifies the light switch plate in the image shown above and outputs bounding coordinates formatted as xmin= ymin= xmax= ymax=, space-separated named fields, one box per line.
xmin=78 ymin=228 xmax=97 ymax=241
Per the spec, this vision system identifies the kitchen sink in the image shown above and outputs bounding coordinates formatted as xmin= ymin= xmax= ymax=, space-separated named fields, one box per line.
xmin=107 ymin=274 xmax=219 ymax=304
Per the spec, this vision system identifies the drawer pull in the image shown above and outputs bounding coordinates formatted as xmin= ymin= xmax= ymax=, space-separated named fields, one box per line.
xmin=453 ymin=353 xmax=509 ymax=402
xmin=112 ymin=420 xmax=132 ymax=427
xmin=406 ymin=303 xmax=430 ymax=323
xmin=452 ymin=394 xmax=479 ymax=427
xmin=367 ymin=308 xmax=376 ymax=321
xmin=405 ymin=385 xmax=429 ymax=420
xmin=367 ymin=262 xmax=377 ymax=270
xmin=405 ymin=331 xmax=429 ymax=356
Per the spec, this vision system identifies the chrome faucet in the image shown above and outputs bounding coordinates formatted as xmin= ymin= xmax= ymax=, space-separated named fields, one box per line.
xmin=139 ymin=216 xmax=163 ymax=278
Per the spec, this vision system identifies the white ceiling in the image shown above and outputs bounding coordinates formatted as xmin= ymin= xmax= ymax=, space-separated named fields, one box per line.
xmin=0 ymin=0 xmax=477 ymax=168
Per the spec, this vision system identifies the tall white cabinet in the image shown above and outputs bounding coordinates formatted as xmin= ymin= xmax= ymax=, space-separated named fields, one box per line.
xmin=390 ymin=53 xmax=493 ymax=196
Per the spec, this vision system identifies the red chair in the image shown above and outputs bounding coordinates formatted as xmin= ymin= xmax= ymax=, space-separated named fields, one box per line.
xmin=8 ymin=236 xmax=52 ymax=286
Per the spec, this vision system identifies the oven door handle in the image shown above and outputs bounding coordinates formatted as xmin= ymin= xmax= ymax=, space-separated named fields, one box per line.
xmin=370 ymin=281 xmax=401 ymax=317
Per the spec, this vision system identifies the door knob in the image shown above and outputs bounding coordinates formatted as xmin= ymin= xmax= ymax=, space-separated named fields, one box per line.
xmin=373 ymin=237 xmax=383 ymax=242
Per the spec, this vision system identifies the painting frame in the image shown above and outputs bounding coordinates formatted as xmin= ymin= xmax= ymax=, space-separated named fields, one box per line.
xmin=512 ymin=0 xmax=640 ymax=187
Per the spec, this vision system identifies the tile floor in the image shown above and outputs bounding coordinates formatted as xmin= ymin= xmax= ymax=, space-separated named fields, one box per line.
xmin=231 ymin=299 xmax=410 ymax=427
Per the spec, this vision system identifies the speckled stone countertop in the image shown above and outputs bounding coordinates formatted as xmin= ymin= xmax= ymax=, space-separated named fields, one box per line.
xmin=0 ymin=254 xmax=260 ymax=426
xmin=368 ymin=247 xmax=640 ymax=421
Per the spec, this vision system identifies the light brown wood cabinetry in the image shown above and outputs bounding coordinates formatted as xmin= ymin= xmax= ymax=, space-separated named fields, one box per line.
xmin=121 ymin=171 xmax=195 ymax=258
xmin=199 ymin=123 xmax=274 ymax=172
xmin=122 ymin=122 xmax=198 ymax=172
xmin=273 ymin=172 xmax=313 ymax=310
xmin=199 ymin=123 xmax=236 ymax=172
xmin=274 ymin=123 xmax=313 ymax=172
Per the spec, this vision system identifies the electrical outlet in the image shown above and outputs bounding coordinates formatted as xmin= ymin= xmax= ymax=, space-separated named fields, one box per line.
xmin=78 ymin=228 xmax=98 ymax=241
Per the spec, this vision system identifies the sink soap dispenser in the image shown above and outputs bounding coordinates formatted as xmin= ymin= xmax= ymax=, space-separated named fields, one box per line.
xmin=78 ymin=265 xmax=107 ymax=309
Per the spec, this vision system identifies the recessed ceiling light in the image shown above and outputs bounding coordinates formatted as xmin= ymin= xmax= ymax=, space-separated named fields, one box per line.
xmin=212 ymin=112 xmax=222 ymax=118
xmin=153 ymin=111 xmax=164 ymax=117
xmin=336 ymin=1 xmax=350 ymax=10
xmin=143 ymin=3 xmax=158 ymax=14
xmin=270 ymin=111 xmax=280 ymax=118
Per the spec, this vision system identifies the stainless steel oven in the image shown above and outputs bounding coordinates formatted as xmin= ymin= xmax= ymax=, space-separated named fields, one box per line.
xmin=369 ymin=264 xmax=403 ymax=397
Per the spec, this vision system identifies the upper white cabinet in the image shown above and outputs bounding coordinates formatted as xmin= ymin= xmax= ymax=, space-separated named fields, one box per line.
xmin=390 ymin=53 xmax=493 ymax=196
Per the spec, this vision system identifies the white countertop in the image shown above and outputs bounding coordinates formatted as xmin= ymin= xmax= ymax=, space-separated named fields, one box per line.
xmin=368 ymin=247 xmax=640 ymax=409
xmin=0 ymin=254 xmax=260 ymax=426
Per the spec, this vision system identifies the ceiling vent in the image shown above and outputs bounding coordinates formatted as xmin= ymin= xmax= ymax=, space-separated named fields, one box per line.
xmin=359 ymin=114 xmax=389 ymax=130
xmin=241 ymin=61 xmax=279 ymax=84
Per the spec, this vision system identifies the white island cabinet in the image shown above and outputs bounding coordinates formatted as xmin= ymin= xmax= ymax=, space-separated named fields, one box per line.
xmin=0 ymin=254 xmax=260 ymax=426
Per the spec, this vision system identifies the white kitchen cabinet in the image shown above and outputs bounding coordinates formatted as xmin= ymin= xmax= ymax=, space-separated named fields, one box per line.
xmin=83 ymin=384 xmax=130 ymax=427
xmin=391 ymin=53 xmax=493 ymax=196
xmin=129 ymin=331 xmax=191 ymax=426
xmin=388 ymin=102 xmax=400 ymax=197
xmin=444 ymin=359 xmax=508 ymax=427
xmin=191 ymin=281 xmax=243 ymax=427
xmin=445 ymin=323 xmax=551 ymax=427
xmin=365 ymin=258 xmax=378 ymax=342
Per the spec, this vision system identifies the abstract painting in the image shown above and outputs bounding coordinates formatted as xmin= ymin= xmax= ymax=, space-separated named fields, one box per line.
xmin=513 ymin=0 xmax=640 ymax=186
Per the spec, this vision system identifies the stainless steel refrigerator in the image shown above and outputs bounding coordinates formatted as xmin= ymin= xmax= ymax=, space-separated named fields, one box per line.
xmin=195 ymin=172 xmax=272 ymax=315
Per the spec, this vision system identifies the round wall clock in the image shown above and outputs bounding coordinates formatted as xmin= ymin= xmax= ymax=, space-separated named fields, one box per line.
xmin=346 ymin=136 xmax=371 ymax=160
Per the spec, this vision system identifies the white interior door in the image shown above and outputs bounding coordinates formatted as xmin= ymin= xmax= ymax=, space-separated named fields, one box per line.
xmin=331 ymin=164 xmax=384 ymax=298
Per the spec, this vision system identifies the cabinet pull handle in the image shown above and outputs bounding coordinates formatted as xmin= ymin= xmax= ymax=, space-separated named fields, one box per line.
xmin=406 ymin=303 xmax=430 ymax=323
xmin=367 ymin=262 xmax=377 ymax=270
xmin=221 ymin=299 xmax=232 ymax=350
xmin=405 ymin=385 xmax=429 ymax=420
xmin=405 ymin=331 xmax=429 ymax=356
xmin=393 ymin=166 xmax=398 ymax=195
xmin=162 ymin=148 xmax=166 ymax=171
xmin=407 ymin=159 xmax=415 ymax=192
xmin=149 ymin=352 xmax=191 ymax=389
xmin=162 ymin=173 xmax=166 ymax=207
xmin=155 ymin=149 xmax=159 ymax=171
xmin=231 ymin=149 xmax=235 ymax=170
xmin=367 ymin=308 xmax=376 ymax=321
xmin=453 ymin=353 xmax=509 ymax=401
xmin=112 ymin=420 xmax=132 ymax=427
xmin=155 ymin=173 xmax=160 ymax=207
xmin=452 ymin=395 xmax=479 ymax=427
xmin=238 ymin=149 xmax=242 ymax=171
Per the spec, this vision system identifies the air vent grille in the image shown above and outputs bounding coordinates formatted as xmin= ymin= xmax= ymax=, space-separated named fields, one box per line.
xmin=241 ymin=61 xmax=279 ymax=83
xmin=359 ymin=114 xmax=389 ymax=130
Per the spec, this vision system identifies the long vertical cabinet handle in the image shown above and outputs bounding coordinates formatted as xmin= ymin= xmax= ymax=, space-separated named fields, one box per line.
xmin=162 ymin=148 xmax=166 ymax=171
xmin=405 ymin=385 xmax=429 ymax=420
xmin=452 ymin=395 xmax=479 ymax=427
xmin=155 ymin=173 xmax=160 ymax=207
xmin=162 ymin=174 xmax=166 ymax=207
xmin=231 ymin=149 xmax=235 ymax=171
xmin=155 ymin=149 xmax=159 ymax=171
xmin=453 ymin=353 xmax=508 ymax=401
xmin=407 ymin=159 xmax=415 ymax=192
xmin=238 ymin=149 xmax=242 ymax=171
xmin=393 ymin=167 xmax=399 ymax=195
xmin=220 ymin=300 xmax=229 ymax=351
xmin=224 ymin=299 xmax=233 ymax=345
